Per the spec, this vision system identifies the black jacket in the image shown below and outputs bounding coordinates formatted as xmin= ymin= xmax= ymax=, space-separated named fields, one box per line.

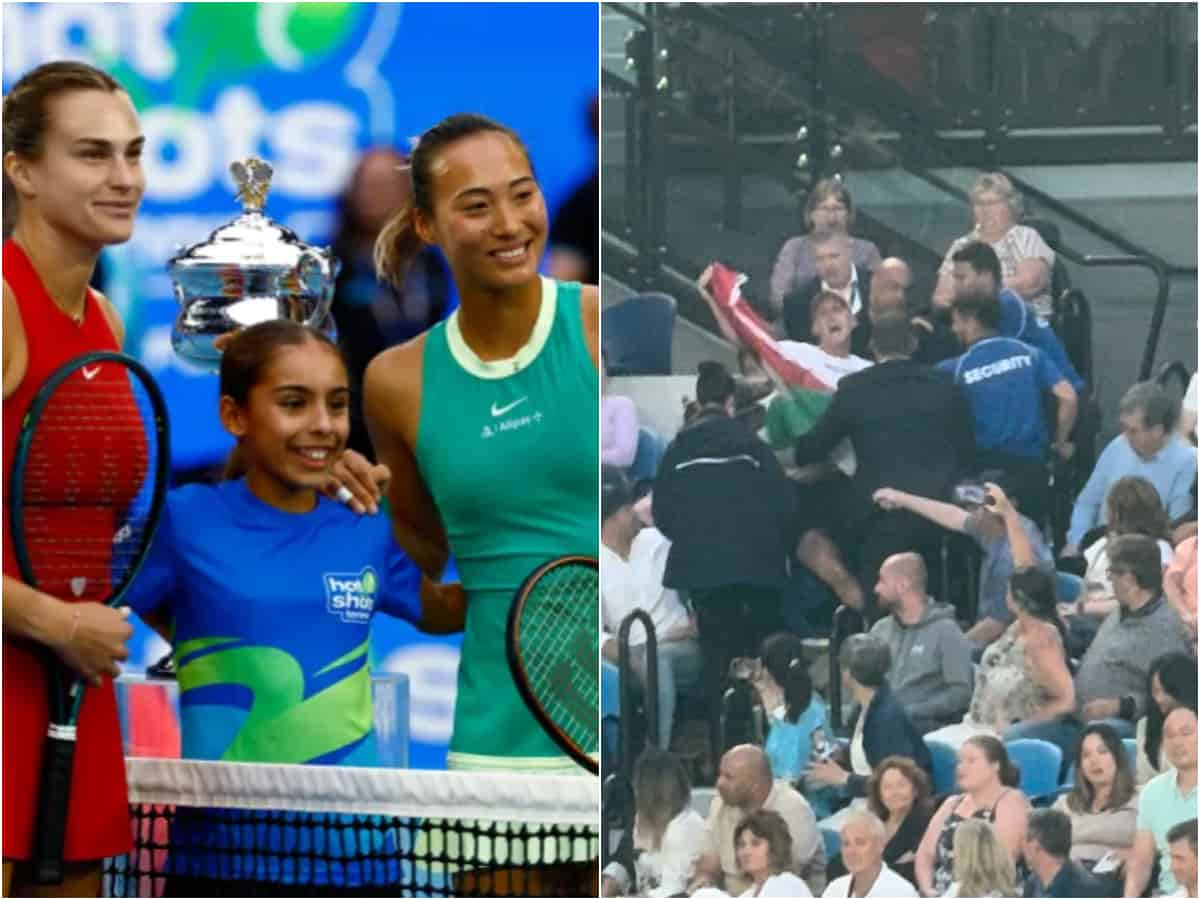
xmin=783 ymin=270 xmax=873 ymax=357
xmin=1023 ymin=860 xmax=1112 ymax=898
xmin=653 ymin=409 xmax=793 ymax=591
xmin=793 ymin=358 xmax=976 ymax=525
xmin=845 ymin=681 xmax=934 ymax=797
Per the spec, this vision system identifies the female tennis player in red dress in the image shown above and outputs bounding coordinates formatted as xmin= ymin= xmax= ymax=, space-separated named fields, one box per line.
xmin=1 ymin=61 xmax=146 ymax=897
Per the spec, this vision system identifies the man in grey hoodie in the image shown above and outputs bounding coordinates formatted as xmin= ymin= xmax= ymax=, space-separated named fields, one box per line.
xmin=869 ymin=552 xmax=974 ymax=735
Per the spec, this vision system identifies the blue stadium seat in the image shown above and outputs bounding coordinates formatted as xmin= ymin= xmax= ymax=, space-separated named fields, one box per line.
xmin=602 ymin=292 xmax=677 ymax=375
xmin=1056 ymin=571 xmax=1083 ymax=605
xmin=1006 ymin=738 xmax=1062 ymax=802
xmin=925 ymin=738 xmax=958 ymax=796
xmin=822 ymin=827 xmax=841 ymax=863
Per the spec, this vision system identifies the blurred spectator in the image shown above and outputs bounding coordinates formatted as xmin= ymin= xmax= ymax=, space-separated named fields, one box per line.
xmin=925 ymin=566 xmax=1074 ymax=752
xmin=1064 ymin=381 xmax=1197 ymax=556
xmin=938 ymin=286 xmax=1077 ymax=528
xmin=860 ymin=757 xmax=935 ymax=887
xmin=784 ymin=233 xmax=875 ymax=358
xmin=1021 ymin=808 xmax=1107 ymax=898
xmin=1135 ymin=653 xmax=1197 ymax=786
xmin=943 ymin=818 xmax=1018 ymax=898
xmin=866 ymin=258 xmax=913 ymax=323
xmin=1180 ymin=373 xmax=1198 ymax=445
xmin=794 ymin=313 xmax=976 ymax=618
xmin=600 ymin=467 xmax=701 ymax=750
xmin=1124 ymin=706 xmax=1198 ymax=896
xmin=805 ymin=636 xmax=932 ymax=802
xmin=873 ymin=477 xmax=1054 ymax=651
xmin=732 ymin=809 xmax=814 ymax=898
xmin=1167 ymin=818 xmax=1198 ymax=899
xmin=758 ymin=632 xmax=828 ymax=784
xmin=821 ymin=809 xmax=919 ymax=897
xmin=331 ymin=146 xmax=450 ymax=458
xmin=914 ymin=736 xmax=1029 ymax=897
xmin=1164 ymin=536 xmax=1198 ymax=644
xmin=869 ymin=553 xmax=974 ymax=735
xmin=1072 ymin=535 xmax=1192 ymax=742
xmin=770 ymin=179 xmax=882 ymax=316
xmin=601 ymin=748 xmax=706 ymax=898
xmin=933 ymin=172 xmax=1055 ymax=321
xmin=1052 ymin=724 xmax=1138 ymax=875
xmin=547 ymin=95 xmax=598 ymax=284
xmin=1072 ymin=475 xmax=1174 ymax=618
xmin=690 ymin=744 xmax=825 ymax=896
xmin=601 ymin=352 xmax=639 ymax=469
xmin=653 ymin=362 xmax=793 ymax=721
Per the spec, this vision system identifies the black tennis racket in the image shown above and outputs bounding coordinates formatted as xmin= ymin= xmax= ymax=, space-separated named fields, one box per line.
xmin=8 ymin=351 xmax=170 ymax=884
xmin=506 ymin=555 xmax=599 ymax=774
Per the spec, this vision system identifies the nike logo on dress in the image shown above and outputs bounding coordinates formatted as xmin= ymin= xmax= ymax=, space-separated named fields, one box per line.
xmin=490 ymin=397 xmax=527 ymax=417
xmin=82 ymin=366 xmax=101 ymax=380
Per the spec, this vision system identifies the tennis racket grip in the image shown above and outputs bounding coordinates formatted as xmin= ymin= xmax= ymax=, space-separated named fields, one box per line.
xmin=31 ymin=725 xmax=77 ymax=885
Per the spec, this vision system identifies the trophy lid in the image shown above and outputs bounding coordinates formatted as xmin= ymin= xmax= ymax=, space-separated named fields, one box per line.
xmin=167 ymin=158 xmax=317 ymax=273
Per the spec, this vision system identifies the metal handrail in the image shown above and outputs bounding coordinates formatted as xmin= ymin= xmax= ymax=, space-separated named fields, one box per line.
xmin=1077 ymin=254 xmax=1172 ymax=381
xmin=828 ymin=604 xmax=865 ymax=735
xmin=617 ymin=609 xmax=660 ymax=764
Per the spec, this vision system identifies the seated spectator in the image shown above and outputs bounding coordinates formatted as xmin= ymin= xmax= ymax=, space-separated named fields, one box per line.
xmin=690 ymin=744 xmax=826 ymax=896
xmin=942 ymin=819 xmax=1018 ymax=898
xmin=937 ymin=286 xmax=1077 ymax=528
xmin=1164 ymin=536 xmax=1198 ymax=644
xmin=925 ymin=565 xmax=1074 ymax=753
xmin=1167 ymin=818 xmax=1198 ymax=899
xmin=821 ymin=809 xmax=919 ymax=897
xmin=792 ymin=313 xmax=976 ymax=618
xmin=1124 ymin=706 xmax=1199 ymax=897
xmin=933 ymin=172 xmax=1056 ymax=321
xmin=770 ymin=178 xmax=882 ymax=318
xmin=1180 ymin=373 xmax=1198 ymax=445
xmin=1052 ymin=724 xmax=1139 ymax=877
xmin=783 ymin=233 xmax=875 ymax=358
xmin=601 ymin=467 xmax=702 ymax=750
xmin=866 ymin=258 xmax=913 ymax=326
xmin=873 ymin=478 xmax=1054 ymax=651
xmin=914 ymin=735 xmax=1030 ymax=896
xmin=1064 ymin=381 xmax=1197 ymax=556
xmin=601 ymin=749 xmax=707 ymax=898
xmin=869 ymin=553 xmax=974 ymax=735
xmin=863 ymin=757 xmax=935 ymax=886
xmin=1073 ymin=535 xmax=1192 ymax=743
xmin=1021 ymin=808 xmax=1108 ymax=898
xmin=602 ymin=352 xmax=640 ymax=470
xmin=1068 ymin=475 xmax=1175 ymax=632
xmin=653 ymin=362 xmax=793 ymax=725
xmin=1135 ymin=653 xmax=1197 ymax=786
xmin=733 ymin=809 xmax=814 ymax=898
xmin=805 ymin=636 xmax=933 ymax=803
xmin=758 ymin=632 xmax=828 ymax=784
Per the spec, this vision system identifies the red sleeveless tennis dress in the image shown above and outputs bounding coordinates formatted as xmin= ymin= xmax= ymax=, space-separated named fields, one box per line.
xmin=3 ymin=240 xmax=133 ymax=861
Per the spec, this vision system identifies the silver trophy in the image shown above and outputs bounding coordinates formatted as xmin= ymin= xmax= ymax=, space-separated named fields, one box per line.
xmin=167 ymin=157 xmax=340 ymax=368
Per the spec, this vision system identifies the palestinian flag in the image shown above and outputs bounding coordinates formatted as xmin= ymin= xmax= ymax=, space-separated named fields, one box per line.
xmin=705 ymin=262 xmax=836 ymax=449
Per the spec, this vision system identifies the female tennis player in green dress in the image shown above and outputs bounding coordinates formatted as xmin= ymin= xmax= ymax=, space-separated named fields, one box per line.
xmin=365 ymin=113 xmax=598 ymax=892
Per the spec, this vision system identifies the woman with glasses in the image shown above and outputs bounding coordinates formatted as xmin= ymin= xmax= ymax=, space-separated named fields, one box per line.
xmin=769 ymin=179 xmax=882 ymax=317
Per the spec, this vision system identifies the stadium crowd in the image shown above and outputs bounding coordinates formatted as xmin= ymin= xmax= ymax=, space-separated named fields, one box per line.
xmin=600 ymin=173 xmax=1198 ymax=898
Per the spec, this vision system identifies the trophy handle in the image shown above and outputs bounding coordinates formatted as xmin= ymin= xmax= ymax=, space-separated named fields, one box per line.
xmin=297 ymin=248 xmax=340 ymax=330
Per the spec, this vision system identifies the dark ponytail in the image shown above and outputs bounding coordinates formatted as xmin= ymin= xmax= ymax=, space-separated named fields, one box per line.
xmin=761 ymin=632 xmax=813 ymax=724
xmin=373 ymin=112 xmax=533 ymax=288
xmin=967 ymin=735 xmax=1021 ymax=789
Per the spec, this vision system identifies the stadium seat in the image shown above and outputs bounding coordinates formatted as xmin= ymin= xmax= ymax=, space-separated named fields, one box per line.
xmin=1006 ymin=738 xmax=1063 ymax=803
xmin=925 ymin=738 xmax=958 ymax=796
xmin=1056 ymin=571 xmax=1083 ymax=605
xmin=602 ymin=292 xmax=677 ymax=375
xmin=822 ymin=827 xmax=841 ymax=863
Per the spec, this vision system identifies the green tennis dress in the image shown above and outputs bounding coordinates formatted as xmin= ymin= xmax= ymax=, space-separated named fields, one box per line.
xmin=415 ymin=277 xmax=598 ymax=774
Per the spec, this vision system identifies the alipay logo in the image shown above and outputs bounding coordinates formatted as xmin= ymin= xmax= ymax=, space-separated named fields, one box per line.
xmin=324 ymin=567 xmax=378 ymax=624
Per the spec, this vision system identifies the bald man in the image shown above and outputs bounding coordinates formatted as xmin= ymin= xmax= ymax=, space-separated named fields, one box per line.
xmin=869 ymin=258 xmax=913 ymax=318
xmin=691 ymin=744 xmax=826 ymax=895
xmin=868 ymin=553 xmax=973 ymax=733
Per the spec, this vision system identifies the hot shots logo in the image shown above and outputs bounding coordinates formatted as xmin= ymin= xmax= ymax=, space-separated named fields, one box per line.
xmin=323 ymin=567 xmax=378 ymax=624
